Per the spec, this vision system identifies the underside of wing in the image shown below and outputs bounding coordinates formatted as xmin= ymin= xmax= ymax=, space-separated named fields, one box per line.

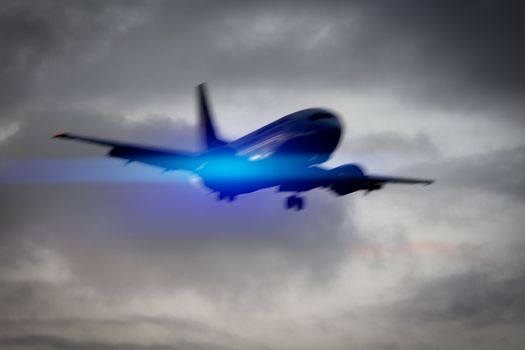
xmin=365 ymin=175 xmax=434 ymax=185
xmin=318 ymin=164 xmax=434 ymax=196
xmin=52 ymin=133 xmax=201 ymax=171
xmin=278 ymin=164 xmax=434 ymax=195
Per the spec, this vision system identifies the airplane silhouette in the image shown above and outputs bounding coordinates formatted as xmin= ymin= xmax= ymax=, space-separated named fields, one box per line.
xmin=53 ymin=83 xmax=433 ymax=210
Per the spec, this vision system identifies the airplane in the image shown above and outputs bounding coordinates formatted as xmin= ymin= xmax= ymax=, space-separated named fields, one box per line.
xmin=53 ymin=83 xmax=433 ymax=210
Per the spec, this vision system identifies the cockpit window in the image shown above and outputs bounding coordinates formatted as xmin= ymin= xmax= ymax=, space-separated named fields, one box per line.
xmin=309 ymin=113 xmax=332 ymax=121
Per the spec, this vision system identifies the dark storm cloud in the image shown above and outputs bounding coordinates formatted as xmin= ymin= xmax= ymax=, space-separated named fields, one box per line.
xmin=0 ymin=107 xmax=197 ymax=159
xmin=2 ymin=0 xmax=524 ymax=126
xmin=406 ymin=145 xmax=525 ymax=201
xmin=0 ymin=108 xmax=353 ymax=349
xmin=333 ymin=270 xmax=525 ymax=349
xmin=148 ymin=0 xmax=525 ymax=120
xmin=0 ymin=0 xmax=151 ymax=123
xmin=394 ymin=271 xmax=525 ymax=327
xmin=353 ymin=0 xmax=525 ymax=115
xmin=0 ymin=308 xmax=253 ymax=349
xmin=0 ymin=108 xmax=355 ymax=299
xmin=0 ymin=315 xmax=232 ymax=335
xmin=0 ymin=335 xmax=233 ymax=350
xmin=0 ymin=183 xmax=352 ymax=296
xmin=1 ymin=1 xmax=525 ymax=349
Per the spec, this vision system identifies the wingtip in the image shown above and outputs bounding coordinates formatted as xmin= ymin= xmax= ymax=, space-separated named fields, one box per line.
xmin=51 ymin=132 xmax=68 ymax=139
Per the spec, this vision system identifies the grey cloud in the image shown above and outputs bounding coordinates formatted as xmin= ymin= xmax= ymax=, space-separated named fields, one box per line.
xmin=0 ymin=312 xmax=255 ymax=350
xmin=0 ymin=182 xmax=352 ymax=297
xmin=0 ymin=108 xmax=356 ymax=300
xmin=393 ymin=271 xmax=525 ymax=327
xmin=0 ymin=108 xmax=197 ymax=159
xmin=329 ymin=268 xmax=525 ymax=349
xmin=0 ymin=105 xmax=354 ymax=349
xmin=2 ymin=0 xmax=524 ymax=127
xmin=342 ymin=131 xmax=440 ymax=171
xmin=1 ymin=1 xmax=524 ymax=349
xmin=0 ymin=1 xmax=151 ymax=123
xmin=349 ymin=0 xmax=525 ymax=119
xmin=405 ymin=145 xmax=525 ymax=201
xmin=0 ymin=335 xmax=234 ymax=350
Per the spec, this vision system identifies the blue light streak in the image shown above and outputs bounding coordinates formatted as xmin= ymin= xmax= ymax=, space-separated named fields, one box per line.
xmin=0 ymin=158 xmax=190 ymax=184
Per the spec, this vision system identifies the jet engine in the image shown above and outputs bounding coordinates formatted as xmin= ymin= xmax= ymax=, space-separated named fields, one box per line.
xmin=329 ymin=163 xmax=366 ymax=195
xmin=330 ymin=163 xmax=364 ymax=177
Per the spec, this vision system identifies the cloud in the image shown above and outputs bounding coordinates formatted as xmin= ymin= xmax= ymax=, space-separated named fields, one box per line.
xmin=348 ymin=0 xmax=525 ymax=119
xmin=0 ymin=334 xmax=233 ymax=350
xmin=0 ymin=1 xmax=151 ymax=123
xmin=0 ymin=107 xmax=356 ymax=299
xmin=1 ymin=1 xmax=525 ymax=349
xmin=393 ymin=271 xmax=525 ymax=327
xmin=405 ymin=145 xmax=525 ymax=201
xmin=2 ymin=1 xmax=524 ymax=127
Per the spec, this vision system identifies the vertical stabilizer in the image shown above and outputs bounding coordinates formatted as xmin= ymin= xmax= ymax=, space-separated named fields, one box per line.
xmin=197 ymin=83 xmax=227 ymax=150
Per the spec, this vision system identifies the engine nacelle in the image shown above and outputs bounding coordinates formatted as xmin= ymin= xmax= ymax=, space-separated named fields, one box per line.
xmin=331 ymin=163 xmax=365 ymax=177
xmin=329 ymin=163 xmax=366 ymax=195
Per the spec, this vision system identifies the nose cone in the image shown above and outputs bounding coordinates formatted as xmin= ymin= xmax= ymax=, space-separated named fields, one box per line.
xmin=321 ymin=116 xmax=342 ymax=150
xmin=324 ymin=112 xmax=342 ymax=131
xmin=307 ymin=109 xmax=341 ymax=127
xmin=306 ymin=109 xmax=343 ymax=158
xmin=311 ymin=109 xmax=343 ymax=137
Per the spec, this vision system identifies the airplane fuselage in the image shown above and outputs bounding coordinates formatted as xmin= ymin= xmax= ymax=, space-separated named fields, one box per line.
xmin=196 ymin=108 xmax=342 ymax=195
xmin=231 ymin=108 xmax=342 ymax=164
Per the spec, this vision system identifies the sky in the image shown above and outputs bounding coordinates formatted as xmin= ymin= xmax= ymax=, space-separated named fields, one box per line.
xmin=0 ymin=0 xmax=524 ymax=349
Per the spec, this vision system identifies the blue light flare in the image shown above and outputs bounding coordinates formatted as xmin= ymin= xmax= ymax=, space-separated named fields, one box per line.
xmin=0 ymin=158 xmax=191 ymax=184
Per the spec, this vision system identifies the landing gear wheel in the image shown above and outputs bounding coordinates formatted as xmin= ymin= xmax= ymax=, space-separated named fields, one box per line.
xmin=217 ymin=193 xmax=236 ymax=202
xmin=285 ymin=195 xmax=305 ymax=211
xmin=286 ymin=196 xmax=294 ymax=209
xmin=296 ymin=196 xmax=304 ymax=210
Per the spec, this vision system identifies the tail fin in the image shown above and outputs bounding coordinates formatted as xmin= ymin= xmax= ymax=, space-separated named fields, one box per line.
xmin=197 ymin=83 xmax=227 ymax=150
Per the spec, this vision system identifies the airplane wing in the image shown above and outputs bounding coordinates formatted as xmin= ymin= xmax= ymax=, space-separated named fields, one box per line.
xmin=278 ymin=165 xmax=433 ymax=195
xmin=52 ymin=133 xmax=201 ymax=171
xmin=364 ymin=175 xmax=434 ymax=185
xmin=306 ymin=166 xmax=434 ymax=196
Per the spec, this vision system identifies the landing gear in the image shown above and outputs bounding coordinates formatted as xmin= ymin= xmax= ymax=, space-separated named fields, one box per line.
xmin=285 ymin=194 xmax=305 ymax=211
xmin=217 ymin=192 xmax=236 ymax=202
